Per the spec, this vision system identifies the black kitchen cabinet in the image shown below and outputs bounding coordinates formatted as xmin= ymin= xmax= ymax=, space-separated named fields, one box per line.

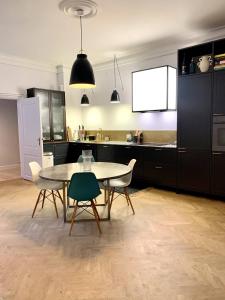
xmin=177 ymin=74 xmax=212 ymax=150
xmin=27 ymin=88 xmax=66 ymax=142
xmin=97 ymin=145 xmax=115 ymax=162
xmin=212 ymin=152 xmax=225 ymax=196
xmin=67 ymin=142 xmax=97 ymax=163
xmin=43 ymin=142 xmax=69 ymax=165
xmin=142 ymin=147 xmax=177 ymax=188
xmin=177 ymin=150 xmax=210 ymax=193
xmin=213 ymin=70 xmax=225 ymax=116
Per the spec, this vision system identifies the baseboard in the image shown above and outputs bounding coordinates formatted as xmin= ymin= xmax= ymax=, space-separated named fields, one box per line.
xmin=0 ymin=163 xmax=20 ymax=170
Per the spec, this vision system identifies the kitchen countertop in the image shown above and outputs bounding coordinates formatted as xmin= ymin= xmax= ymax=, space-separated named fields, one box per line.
xmin=70 ymin=140 xmax=177 ymax=148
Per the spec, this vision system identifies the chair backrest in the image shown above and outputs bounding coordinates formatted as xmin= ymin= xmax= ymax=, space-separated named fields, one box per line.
xmin=29 ymin=161 xmax=41 ymax=183
xmin=77 ymin=155 xmax=95 ymax=163
xmin=121 ymin=159 xmax=137 ymax=186
xmin=68 ymin=172 xmax=101 ymax=201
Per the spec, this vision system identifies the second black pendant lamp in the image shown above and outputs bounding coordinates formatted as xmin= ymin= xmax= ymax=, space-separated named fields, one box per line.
xmin=111 ymin=55 xmax=123 ymax=103
xmin=70 ymin=9 xmax=95 ymax=89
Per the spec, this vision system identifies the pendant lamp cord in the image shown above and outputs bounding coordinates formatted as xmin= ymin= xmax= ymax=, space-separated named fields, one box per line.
xmin=115 ymin=56 xmax=124 ymax=90
xmin=114 ymin=55 xmax=116 ymax=89
xmin=80 ymin=16 xmax=83 ymax=53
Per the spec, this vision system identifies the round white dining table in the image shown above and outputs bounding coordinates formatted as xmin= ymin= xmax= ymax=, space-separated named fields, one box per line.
xmin=39 ymin=162 xmax=132 ymax=222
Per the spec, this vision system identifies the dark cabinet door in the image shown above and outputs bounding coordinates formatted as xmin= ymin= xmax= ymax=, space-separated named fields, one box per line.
xmin=177 ymin=74 xmax=212 ymax=149
xmin=113 ymin=146 xmax=142 ymax=181
xmin=27 ymin=88 xmax=66 ymax=142
xmin=213 ymin=70 xmax=225 ymax=115
xmin=35 ymin=90 xmax=51 ymax=141
xmin=51 ymin=91 xmax=66 ymax=141
xmin=177 ymin=149 xmax=210 ymax=193
xmin=142 ymin=148 xmax=177 ymax=187
xmin=67 ymin=143 xmax=97 ymax=163
xmin=97 ymin=145 xmax=115 ymax=162
xmin=67 ymin=143 xmax=83 ymax=163
xmin=212 ymin=152 xmax=225 ymax=195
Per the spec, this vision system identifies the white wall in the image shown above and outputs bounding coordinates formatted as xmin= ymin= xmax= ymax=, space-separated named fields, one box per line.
xmin=81 ymin=52 xmax=177 ymax=130
xmin=0 ymin=59 xmax=57 ymax=97
xmin=0 ymin=99 xmax=20 ymax=167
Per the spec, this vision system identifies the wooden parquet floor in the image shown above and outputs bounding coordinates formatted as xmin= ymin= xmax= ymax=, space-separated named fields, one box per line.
xmin=1 ymin=179 xmax=225 ymax=300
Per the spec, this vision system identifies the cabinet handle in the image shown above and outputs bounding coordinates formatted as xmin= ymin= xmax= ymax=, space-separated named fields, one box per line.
xmin=125 ymin=146 xmax=131 ymax=149
xmin=178 ymin=147 xmax=186 ymax=150
xmin=213 ymin=152 xmax=223 ymax=155
xmin=155 ymin=166 xmax=163 ymax=169
xmin=178 ymin=150 xmax=187 ymax=153
xmin=103 ymin=146 xmax=109 ymax=148
xmin=154 ymin=148 xmax=162 ymax=151
xmin=213 ymin=113 xmax=225 ymax=116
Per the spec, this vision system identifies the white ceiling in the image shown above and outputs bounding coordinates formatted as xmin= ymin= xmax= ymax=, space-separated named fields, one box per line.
xmin=1 ymin=0 xmax=225 ymax=66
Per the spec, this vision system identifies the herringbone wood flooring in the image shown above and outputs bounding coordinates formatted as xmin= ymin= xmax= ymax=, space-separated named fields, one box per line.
xmin=1 ymin=179 xmax=225 ymax=300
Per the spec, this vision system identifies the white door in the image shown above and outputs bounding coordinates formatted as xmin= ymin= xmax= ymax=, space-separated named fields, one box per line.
xmin=17 ymin=97 xmax=43 ymax=180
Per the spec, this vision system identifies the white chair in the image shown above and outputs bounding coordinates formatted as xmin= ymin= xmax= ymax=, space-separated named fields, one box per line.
xmin=29 ymin=161 xmax=63 ymax=218
xmin=104 ymin=159 xmax=136 ymax=214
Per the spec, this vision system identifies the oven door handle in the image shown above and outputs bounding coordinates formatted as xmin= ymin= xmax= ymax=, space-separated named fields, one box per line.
xmin=213 ymin=113 xmax=225 ymax=116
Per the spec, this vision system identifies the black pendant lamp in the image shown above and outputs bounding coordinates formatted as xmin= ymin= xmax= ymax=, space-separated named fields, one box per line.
xmin=81 ymin=93 xmax=90 ymax=106
xmin=110 ymin=55 xmax=123 ymax=103
xmin=70 ymin=11 xmax=95 ymax=89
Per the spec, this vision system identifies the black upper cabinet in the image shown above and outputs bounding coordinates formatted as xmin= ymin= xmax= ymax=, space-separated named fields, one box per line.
xmin=213 ymin=70 xmax=225 ymax=115
xmin=27 ymin=88 xmax=66 ymax=142
xmin=177 ymin=73 xmax=212 ymax=150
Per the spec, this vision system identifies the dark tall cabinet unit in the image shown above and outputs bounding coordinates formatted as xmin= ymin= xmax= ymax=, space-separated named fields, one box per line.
xmin=27 ymin=88 xmax=66 ymax=142
xmin=177 ymin=38 xmax=225 ymax=196
xmin=177 ymin=74 xmax=211 ymax=193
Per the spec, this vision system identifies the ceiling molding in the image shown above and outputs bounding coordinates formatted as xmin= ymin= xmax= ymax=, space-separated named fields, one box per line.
xmin=0 ymin=92 xmax=23 ymax=100
xmin=0 ymin=53 xmax=56 ymax=73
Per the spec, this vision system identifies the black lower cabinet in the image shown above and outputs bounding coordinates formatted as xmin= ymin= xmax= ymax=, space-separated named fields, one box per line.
xmin=43 ymin=142 xmax=69 ymax=166
xmin=212 ymin=152 xmax=225 ymax=196
xmin=67 ymin=143 xmax=97 ymax=163
xmin=97 ymin=145 xmax=115 ymax=162
xmin=141 ymin=148 xmax=177 ymax=188
xmin=177 ymin=149 xmax=210 ymax=193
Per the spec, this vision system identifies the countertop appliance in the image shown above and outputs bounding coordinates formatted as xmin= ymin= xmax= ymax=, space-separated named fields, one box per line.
xmin=43 ymin=152 xmax=54 ymax=168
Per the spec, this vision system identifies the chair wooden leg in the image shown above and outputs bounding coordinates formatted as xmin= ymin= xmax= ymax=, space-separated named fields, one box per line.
xmin=124 ymin=187 xmax=135 ymax=215
xmin=56 ymin=190 xmax=64 ymax=205
xmin=69 ymin=201 xmax=78 ymax=236
xmin=52 ymin=190 xmax=59 ymax=218
xmin=109 ymin=187 xmax=115 ymax=211
xmin=104 ymin=186 xmax=107 ymax=204
xmin=32 ymin=190 xmax=43 ymax=218
xmin=91 ymin=200 xmax=102 ymax=234
xmin=92 ymin=201 xmax=100 ymax=221
xmin=41 ymin=190 xmax=46 ymax=208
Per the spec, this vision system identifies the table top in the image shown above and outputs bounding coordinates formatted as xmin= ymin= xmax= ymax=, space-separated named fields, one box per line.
xmin=39 ymin=162 xmax=132 ymax=182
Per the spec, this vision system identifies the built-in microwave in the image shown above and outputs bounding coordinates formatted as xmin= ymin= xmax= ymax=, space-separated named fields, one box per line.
xmin=213 ymin=115 xmax=225 ymax=152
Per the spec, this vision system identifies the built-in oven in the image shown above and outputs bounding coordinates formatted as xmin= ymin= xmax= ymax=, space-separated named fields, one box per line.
xmin=213 ymin=115 xmax=225 ymax=152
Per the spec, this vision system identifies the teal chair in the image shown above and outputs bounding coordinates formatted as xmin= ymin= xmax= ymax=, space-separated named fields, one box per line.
xmin=68 ymin=172 xmax=102 ymax=235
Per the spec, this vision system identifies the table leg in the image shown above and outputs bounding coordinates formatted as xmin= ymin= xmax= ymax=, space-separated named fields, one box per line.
xmin=62 ymin=181 xmax=67 ymax=222
xmin=106 ymin=179 xmax=111 ymax=220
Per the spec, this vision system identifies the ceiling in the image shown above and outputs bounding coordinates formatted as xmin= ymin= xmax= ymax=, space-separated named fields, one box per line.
xmin=1 ymin=0 xmax=225 ymax=66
